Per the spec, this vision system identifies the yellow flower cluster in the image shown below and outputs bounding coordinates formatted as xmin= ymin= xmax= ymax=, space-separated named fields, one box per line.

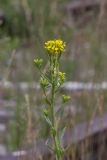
xmin=45 ymin=39 xmax=66 ymax=54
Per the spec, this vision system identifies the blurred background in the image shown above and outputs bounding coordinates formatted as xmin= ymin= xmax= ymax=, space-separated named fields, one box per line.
xmin=0 ymin=0 xmax=107 ymax=159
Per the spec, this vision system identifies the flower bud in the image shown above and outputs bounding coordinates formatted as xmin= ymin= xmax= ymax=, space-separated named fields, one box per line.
xmin=43 ymin=109 xmax=49 ymax=117
xmin=58 ymin=72 xmax=65 ymax=84
xmin=34 ymin=58 xmax=43 ymax=68
xmin=51 ymin=127 xmax=56 ymax=137
xmin=40 ymin=78 xmax=49 ymax=88
xmin=62 ymin=95 xmax=70 ymax=103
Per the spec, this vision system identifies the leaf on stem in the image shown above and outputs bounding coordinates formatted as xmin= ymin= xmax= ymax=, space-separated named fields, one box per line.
xmin=44 ymin=115 xmax=52 ymax=127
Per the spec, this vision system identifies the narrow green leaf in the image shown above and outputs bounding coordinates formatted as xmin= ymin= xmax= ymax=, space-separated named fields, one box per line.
xmin=60 ymin=127 xmax=66 ymax=142
xmin=44 ymin=115 xmax=52 ymax=127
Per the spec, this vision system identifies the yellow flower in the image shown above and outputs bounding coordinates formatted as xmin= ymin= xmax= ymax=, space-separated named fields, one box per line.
xmin=44 ymin=39 xmax=66 ymax=54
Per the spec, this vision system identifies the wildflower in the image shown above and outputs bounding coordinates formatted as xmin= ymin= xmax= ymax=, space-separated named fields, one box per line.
xmin=58 ymin=71 xmax=65 ymax=83
xmin=34 ymin=58 xmax=43 ymax=68
xmin=62 ymin=95 xmax=71 ymax=103
xmin=44 ymin=39 xmax=66 ymax=54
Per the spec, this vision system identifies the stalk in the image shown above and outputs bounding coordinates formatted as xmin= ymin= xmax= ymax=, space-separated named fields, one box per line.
xmin=51 ymin=57 xmax=62 ymax=160
xmin=34 ymin=39 xmax=67 ymax=160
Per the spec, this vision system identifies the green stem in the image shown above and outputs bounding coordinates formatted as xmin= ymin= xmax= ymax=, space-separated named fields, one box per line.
xmin=51 ymin=82 xmax=58 ymax=159
xmin=51 ymin=66 xmax=62 ymax=160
